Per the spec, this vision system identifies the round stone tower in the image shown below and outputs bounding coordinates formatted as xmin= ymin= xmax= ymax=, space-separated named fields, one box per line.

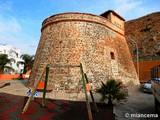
xmin=28 ymin=11 xmax=139 ymax=100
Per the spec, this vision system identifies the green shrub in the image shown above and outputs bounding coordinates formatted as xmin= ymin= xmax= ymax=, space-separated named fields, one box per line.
xmin=96 ymin=79 xmax=127 ymax=105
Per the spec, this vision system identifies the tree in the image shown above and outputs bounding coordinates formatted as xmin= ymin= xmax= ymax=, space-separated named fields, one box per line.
xmin=0 ymin=54 xmax=14 ymax=73
xmin=96 ymin=79 xmax=126 ymax=106
xmin=17 ymin=54 xmax=34 ymax=74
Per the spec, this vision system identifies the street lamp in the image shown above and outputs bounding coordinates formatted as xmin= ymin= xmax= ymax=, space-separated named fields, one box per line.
xmin=130 ymin=39 xmax=139 ymax=80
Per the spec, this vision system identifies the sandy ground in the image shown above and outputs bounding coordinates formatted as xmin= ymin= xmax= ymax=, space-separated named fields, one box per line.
xmin=0 ymin=80 xmax=159 ymax=120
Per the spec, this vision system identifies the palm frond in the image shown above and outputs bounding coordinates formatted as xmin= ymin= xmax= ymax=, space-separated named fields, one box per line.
xmin=115 ymin=92 xmax=126 ymax=101
xmin=96 ymin=79 xmax=126 ymax=104
xmin=0 ymin=54 xmax=14 ymax=73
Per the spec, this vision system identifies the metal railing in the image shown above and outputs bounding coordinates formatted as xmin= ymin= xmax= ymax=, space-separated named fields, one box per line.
xmin=150 ymin=65 xmax=160 ymax=79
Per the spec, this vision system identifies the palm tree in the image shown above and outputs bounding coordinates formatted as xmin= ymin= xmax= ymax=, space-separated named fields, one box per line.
xmin=17 ymin=54 xmax=34 ymax=74
xmin=97 ymin=79 xmax=126 ymax=106
xmin=0 ymin=54 xmax=14 ymax=73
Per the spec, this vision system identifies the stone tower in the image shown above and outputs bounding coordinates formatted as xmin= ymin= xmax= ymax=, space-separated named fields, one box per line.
xmin=28 ymin=10 xmax=139 ymax=100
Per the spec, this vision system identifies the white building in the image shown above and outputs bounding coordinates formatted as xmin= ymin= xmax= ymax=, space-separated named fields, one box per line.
xmin=0 ymin=44 xmax=24 ymax=74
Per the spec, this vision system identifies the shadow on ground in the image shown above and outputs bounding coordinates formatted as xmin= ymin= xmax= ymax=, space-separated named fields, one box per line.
xmin=0 ymin=93 xmax=115 ymax=120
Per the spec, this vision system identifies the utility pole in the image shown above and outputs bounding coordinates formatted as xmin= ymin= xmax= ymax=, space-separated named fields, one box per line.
xmin=130 ymin=39 xmax=139 ymax=80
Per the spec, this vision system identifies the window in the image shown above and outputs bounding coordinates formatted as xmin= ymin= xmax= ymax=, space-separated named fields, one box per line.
xmin=110 ymin=52 xmax=115 ymax=59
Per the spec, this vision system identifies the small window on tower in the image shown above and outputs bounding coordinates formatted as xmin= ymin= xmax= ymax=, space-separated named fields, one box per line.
xmin=110 ymin=52 xmax=115 ymax=59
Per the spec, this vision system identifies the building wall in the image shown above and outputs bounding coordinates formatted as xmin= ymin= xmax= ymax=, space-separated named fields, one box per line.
xmin=110 ymin=13 xmax=124 ymax=30
xmin=0 ymin=72 xmax=30 ymax=80
xmin=28 ymin=12 xmax=139 ymax=101
xmin=100 ymin=10 xmax=124 ymax=30
xmin=134 ymin=60 xmax=160 ymax=82
xmin=0 ymin=74 xmax=20 ymax=80
xmin=0 ymin=45 xmax=24 ymax=74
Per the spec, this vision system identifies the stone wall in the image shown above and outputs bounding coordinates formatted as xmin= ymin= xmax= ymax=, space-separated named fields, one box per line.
xmin=28 ymin=12 xmax=139 ymax=101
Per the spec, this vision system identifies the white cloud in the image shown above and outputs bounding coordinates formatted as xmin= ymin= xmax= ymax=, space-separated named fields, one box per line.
xmin=0 ymin=1 xmax=38 ymax=55
xmin=0 ymin=1 xmax=12 ymax=11
xmin=73 ymin=0 xmax=143 ymax=19
xmin=0 ymin=1 xmax=21 ymax=44
xmin=114 ymin=0 xmax=142 ymax=16
xmin=0 ymin=16 xmax=22 ymax=33
xmin=0 ymin=14 xmax=22 ymax=46
xmin=0 ymin=15 xmax=38 ymax=55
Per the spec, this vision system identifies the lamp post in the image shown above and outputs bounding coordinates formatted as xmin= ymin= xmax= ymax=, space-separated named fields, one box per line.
xmin=130 ymin=39 xmax=139 ymax=80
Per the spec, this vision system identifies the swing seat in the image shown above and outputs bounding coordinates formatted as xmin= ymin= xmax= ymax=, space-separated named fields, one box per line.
xmin=37 ymin=82 xmax=54 ymax=92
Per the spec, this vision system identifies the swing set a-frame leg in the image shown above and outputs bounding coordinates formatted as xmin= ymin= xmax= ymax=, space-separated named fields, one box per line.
xmin=22 ymin=64 xmax=49 ymax=114
xmin=80 ymin=63 xmax=93 ymax=120
xmin=42 ymin=65 xmax=50 ymax=107
xmin=84 ymin=73 xmax=99 ymax=112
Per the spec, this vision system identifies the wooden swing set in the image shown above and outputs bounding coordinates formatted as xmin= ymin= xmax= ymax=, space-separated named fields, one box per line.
xmin=22 ymin=63 xmax=98 ymax=120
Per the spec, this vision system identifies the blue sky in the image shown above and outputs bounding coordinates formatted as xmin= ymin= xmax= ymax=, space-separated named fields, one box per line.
xmin=0 ymin=0 xmax=159 ymax=55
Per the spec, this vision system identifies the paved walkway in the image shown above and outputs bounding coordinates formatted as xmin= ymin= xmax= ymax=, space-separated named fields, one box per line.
xmin=0 ymin=80 xmax=159 ymax=120
xmin=0 ymin=80 xmax=29 ymax=96
xmin=114 ymin=88 xmax=159 ymax=120
xmin=0 ymin=80 xmax=50 ymax=98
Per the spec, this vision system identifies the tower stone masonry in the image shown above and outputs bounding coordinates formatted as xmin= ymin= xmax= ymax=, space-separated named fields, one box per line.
xmin=28 ymin=10 xmax=139 ymax=101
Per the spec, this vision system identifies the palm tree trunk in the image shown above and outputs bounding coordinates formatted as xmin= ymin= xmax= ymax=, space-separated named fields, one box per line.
xmin=108 ymin=94 xmax=113 ymax=106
